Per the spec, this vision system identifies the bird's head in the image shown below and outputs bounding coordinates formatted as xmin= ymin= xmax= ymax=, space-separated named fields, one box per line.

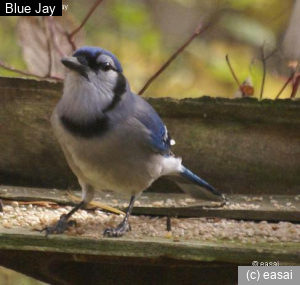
xmin=62 ymin=46 xmax=123 ymax=77
xmin=61 ymin=46 xmax=126 ymax=94
xmin=59 ymin=47 xmax=127 ymax=117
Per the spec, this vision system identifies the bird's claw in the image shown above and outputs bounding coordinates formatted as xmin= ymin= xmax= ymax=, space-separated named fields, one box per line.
xmin=103 ymin=221 xmax=131 ymax=238
xmin=222 ymin=194 xmax=230 ymax=205
xmin=42 ymin=214 xmax=76 ymax=237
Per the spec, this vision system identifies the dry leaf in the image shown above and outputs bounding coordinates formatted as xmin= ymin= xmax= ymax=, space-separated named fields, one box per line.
xmin=67 ymin=192 xmax=125 ymax=216
xmin=234 ymin=77 xmax=254 ymax=98
xmin=17 ymin=16 xmax=85 ymax=78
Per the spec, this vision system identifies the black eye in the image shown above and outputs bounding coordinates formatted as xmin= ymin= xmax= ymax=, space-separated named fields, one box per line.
xmin=100 ymin=62 xmax=112 ymax=72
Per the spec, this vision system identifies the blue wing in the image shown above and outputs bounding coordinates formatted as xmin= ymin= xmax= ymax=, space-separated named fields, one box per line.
xmin=134 ymin=96 xmax=173 ymax=156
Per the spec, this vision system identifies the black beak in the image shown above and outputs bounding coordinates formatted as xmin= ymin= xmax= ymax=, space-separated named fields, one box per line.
xmin=61 ymin=57 xmax=89 ymax=80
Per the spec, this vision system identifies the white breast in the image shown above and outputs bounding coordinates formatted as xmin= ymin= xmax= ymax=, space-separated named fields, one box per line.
xmin=51 ymin=112 xmax=164 ymax=197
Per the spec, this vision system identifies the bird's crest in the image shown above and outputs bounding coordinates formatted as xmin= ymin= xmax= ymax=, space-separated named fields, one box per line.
xmin=73 ymin=46 xmax=123 ymax=72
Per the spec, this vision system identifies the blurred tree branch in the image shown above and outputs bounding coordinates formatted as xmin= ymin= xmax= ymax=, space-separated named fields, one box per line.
xmin=275 ymin=70 xmax=295 ymax=99
xmin=0 ymin=0 xmax=104 ymax=80
xmin=138 ymin=13 xmax=219 ymax=95
xmin=0 ymin=59 xmax=62 ymax=81
xmin=66 ymin=0 xmax=104 ymax=51
xmin=226 ymin=54 xmax=242 ymax=92
xmin=69 ymin=0 xmax=104 ymax=38
xmin=43 ymin=17 xmax=53 ymax=77
xmin=291 ymin=73 xmax=300 ymax=98
xmin=259 ymin=45 xmax=267 ymax=100
xmin=47 ymin=17 xmax=66 ymax=57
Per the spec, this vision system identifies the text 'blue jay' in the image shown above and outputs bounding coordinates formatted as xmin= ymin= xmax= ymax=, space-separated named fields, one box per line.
xmin=46 ymin=46 xmax=228 ymax=237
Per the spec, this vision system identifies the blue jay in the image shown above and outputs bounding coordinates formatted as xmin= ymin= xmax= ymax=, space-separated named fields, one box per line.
xmin=47 ymin=46 xmax=227 ymax=237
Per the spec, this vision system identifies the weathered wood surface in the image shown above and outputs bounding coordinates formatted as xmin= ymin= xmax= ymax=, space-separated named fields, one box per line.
xmin=0 ymin=186 xmax=299 ymax=284
xmin=0 ymin=226 xmax=299 ymax=285
xmin=1 ymin=77 xmax=300 ymax=195
xmin=2 ymin=226 xmax=297 ymax=265
xmin=1 ymin=186 xmax=300 ymax=222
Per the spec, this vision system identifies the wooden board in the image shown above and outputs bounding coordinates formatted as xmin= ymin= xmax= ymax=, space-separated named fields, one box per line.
xmin=1 ymin=186 xmax=299 ymax=222
xmin=0 ymin=226 xmax=299 ymax=265
xmin=1 ymin=77 xmax=300 ymax=195
xmin=0 ymin=185 xmax=299 ymax=284
xmin=0 ymin=224 xmax=299 ymax=285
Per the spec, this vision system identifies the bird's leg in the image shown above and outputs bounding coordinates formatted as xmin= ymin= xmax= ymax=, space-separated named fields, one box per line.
xmin=43 ymin=201 xmax=85 ymax=236
xmin=104 ymin=196 xmax=136 ymax=238
xmin=0 ymin=199 xmax=3 ymax=212
xmin=42 ymin=184 xmax=94 ymax=237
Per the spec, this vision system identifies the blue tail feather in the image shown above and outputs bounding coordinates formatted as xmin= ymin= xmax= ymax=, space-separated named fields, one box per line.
xmin=175 ymin=166 xmax=227 ymax=202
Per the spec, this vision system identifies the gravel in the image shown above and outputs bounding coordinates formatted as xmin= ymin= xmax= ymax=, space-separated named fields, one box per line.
xmin=1 ymin=204 xmax=299 ymax=244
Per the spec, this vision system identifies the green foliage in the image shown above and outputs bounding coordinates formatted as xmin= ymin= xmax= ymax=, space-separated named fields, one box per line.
xmin=0 ymin=17 xmax=27 ymax=76
xmin=220 ymin=15 xmax=276 ymax=48
xmin=0 ymin=0 xmax=295 ymax=99
xmin=227 ymin=0 xmax=266 ymax=10
xmin=112 ymin=2 xmax=148 ymax=27
xmin=110 ymin=1 xmax=161 ymax=53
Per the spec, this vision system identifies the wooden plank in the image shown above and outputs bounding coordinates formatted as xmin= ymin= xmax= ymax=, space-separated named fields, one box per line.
xmin=0 ymin=185 xmax=299 ymax=284
xmin=0 ymin=227 xmax=299 ymax=265
xmin=1 ymin=186 xmax=299 ymax=222
xmin=1 ymin=227 xmax=298 ymax=284
xmin=1 ymin=77 xmax=300 ymax=195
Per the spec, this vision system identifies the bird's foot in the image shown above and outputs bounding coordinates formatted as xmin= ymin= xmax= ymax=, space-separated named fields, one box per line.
xmin=42 ymin=214 xmax=76 ymax=237
xmin=222 ymin=194 xmax=230 ymax=205
xmin=103 ymin=220 xmax=131 ymax=238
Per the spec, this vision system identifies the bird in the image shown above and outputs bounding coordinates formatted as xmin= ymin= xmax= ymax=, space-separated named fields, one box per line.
xmin=46 ymin=46 xmax=228 ymax=237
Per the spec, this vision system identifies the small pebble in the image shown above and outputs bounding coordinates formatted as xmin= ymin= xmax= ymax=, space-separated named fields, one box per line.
xmin=3 ymin=221 xmax=12 ymax=229
xmin=11 ymin=201 xmax=19 ymax=207
xmin=153 ymin=201 xmax=164 ymax=207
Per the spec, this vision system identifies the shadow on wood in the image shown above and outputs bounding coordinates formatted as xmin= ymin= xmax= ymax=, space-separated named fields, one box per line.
xmin=0 ymin=250 xmax=238 ymax=285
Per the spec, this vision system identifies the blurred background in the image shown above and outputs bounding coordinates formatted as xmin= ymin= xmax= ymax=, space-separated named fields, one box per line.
xmin=0 ymin=0 xmax=299 ymax=283
xmin=0 ymin=0 xmax=299 ymax=100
